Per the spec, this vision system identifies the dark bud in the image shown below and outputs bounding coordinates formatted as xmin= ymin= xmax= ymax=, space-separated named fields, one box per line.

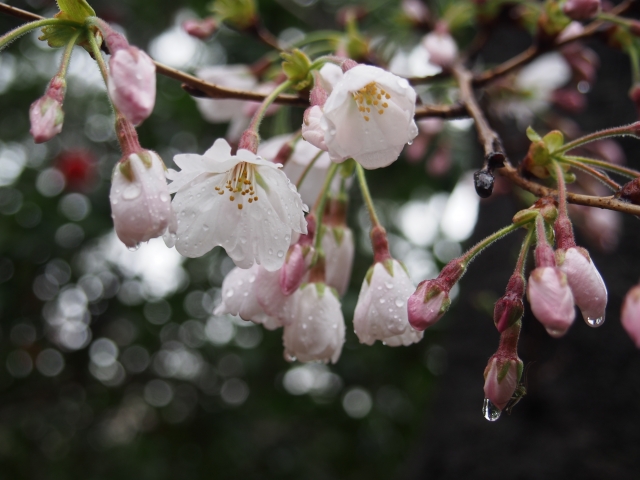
xmin=617 ymin=178 xmax=640 ymax=204
xmin=474 ymin=169 xmax=494 ymax=198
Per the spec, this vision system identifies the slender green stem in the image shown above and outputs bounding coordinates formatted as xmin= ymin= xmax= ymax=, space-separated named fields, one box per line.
xmin=561 ymin=155 xmax=640 ymax=178
xmin=292 ymin=31 xmax=342 ymax=49
xmin=0 ymin=18 xmax=81 ymax=52
xmin=313 ymin=163 xmax=340 ymax=254
xmin=597 ymin=12 xmax=633 ymax=28
xmin=57 ymin=29 xmax=82 ymax=78
xmin=534 ymin=214 xmax=548 ymax=247
xmin=555 ymin=123 xmax=640 ymax=154
xmin=558 ymin=157 xmax=621 ymax=191
xmin=355 ymin=163 xmax=381 ymax=228
xmin=460 ymin=219 xmax=532 ymax=269
xmin=629 ymin=44 xmax=640 ymax=85
xmin=85 ymin=28 xmax=109 ymax=86
xmin=247 ymin=79 xmax=293 ymax=135
xmin=552 ymin=161 xmax=569 ymax=219
xmin=515 ymin=228 xmax=535 ymax=276
xmin=296 ymin=150 xmax=323 ymax=190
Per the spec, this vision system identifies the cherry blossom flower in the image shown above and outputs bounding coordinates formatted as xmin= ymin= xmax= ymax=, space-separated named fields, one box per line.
xmin=167 ymin=138 xmax=307 ymax=271
xmin=320 ymin=64 xmax=418 ymax=169
xmin=527 ymin=266 xmax=575 ymax=337
xmin=110 ymin=151 xmax=172 ymax=248
xmin=422 ymin=28 xmax=458 ymax=68
xmin=556 ymin=247 xmax=607 ymax=326
xmin=215 ymin=265 xmax=281 ymax=330
xmin=354 ymin=260 xmax=423 ymax=346
xmin=282 ymin=283 xmax=345 ymax=363
xmin=108 ymin=46 xmax=156 ymax=126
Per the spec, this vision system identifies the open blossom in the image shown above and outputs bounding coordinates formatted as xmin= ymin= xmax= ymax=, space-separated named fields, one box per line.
xmin=215 ymin=265 xmax=281 ymax=330
xmin=320 ymin=64 xmax=418 ymax=169
xmin=527 ymin=267 xmax=575 ymax=337
xmin=110 ymin=151 xmax=172 ymax=248
xmin=167 ymin=138 xmax=307 ymax=271
xmin=556 ymin=247 xmax=607 ymax=326
xmin=354 ymin=260 xmax=423 ymax=346
xmin=622 ymin=285 xmax=640 ymax=348
xmin=483 ymin=357 xmax=521 ymax=411
xmin=108 ymin=46 xmax=156 ymax=126
xmin=282 ymin=283 xmax=345 ymax=363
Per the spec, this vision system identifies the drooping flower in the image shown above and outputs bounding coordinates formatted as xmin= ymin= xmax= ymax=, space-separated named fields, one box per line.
xmin=281 ymin=283 xmax=345 ymax=363
xmin=320 ymin=64 xmax=418 ymax=169
xmin=167 ymin=138 xmax=307 ymax=271
xmin=483 ymin=356 xmax=521 ymax=411
xmin=527 ymin=266 xmax=575 ymax=337
xmin=621 ymin=285 xmax=640 ymax=348
xmin=29 ymin=77 xmax=66 ymax=143
xmin=214 ymin=265 xmax=282 ymax=330
xmin=354 ymin=259 xmax=423 ymax=346
xmin=556 ymin=247 xmax=607 ymax=326
xmin=108 ymin=46 xmax=156 ymax=126
xmin=110 ymin=150 xmax=173 ymax=248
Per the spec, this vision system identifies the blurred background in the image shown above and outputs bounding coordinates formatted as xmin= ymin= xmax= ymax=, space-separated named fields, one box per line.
xmin=1 ymin=0 xmax=640 ymax=478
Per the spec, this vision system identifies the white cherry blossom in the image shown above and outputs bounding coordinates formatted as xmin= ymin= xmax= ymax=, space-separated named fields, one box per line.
xmin=354 ymin=260 xmax=423 ymax=346
xmin=167 ymin=138 xmax=307 ymax=271
xmin=320 ymin=65 xmax=418 ymax=169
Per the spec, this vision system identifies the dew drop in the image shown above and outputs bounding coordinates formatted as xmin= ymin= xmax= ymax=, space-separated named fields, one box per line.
xmin=226 ymin=289 xmax=234 ymax=298
xmin=482 ymin=398 xmax=501 ymax=422
xmin=285 ymin=234 xmax=291 ymax=243
xmin=395 ymin=298 xmax=405 ymax=307
xmin=268 ymin=249 xmax=273 ymax=255
xmin=267 ymin=209 xmax=272 ymax=215
xmin=249 ymin=275 xmax=256 ymax=283
xmin=160 ymin=193 xmax=170 ymax=202
xmin=302 ymin=323 xmax=307 ymax=329
xmin=385 ymin=282 xmax=394 ymax=289
xmin=379 ymin=299 xmax=386 ymax=304
xmin=284 ymin=352 xmax=296 ymax=362
xmin=586 ymin=315 xmax=605 ymax=327
xmin=407 ymin=140 xmax=413 ymax=145
xmin=122 ymin=184 xmax=141 ymax=200
xmin=277 ymin=250 xmax=284 ymax=258
xmin=127 ymin=244 xmax=140 ymax=252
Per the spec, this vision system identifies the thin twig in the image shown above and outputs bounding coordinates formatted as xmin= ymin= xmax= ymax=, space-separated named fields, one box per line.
xmin=499 ymin=160 xmax=640 ymax=215
xmin=414 ymin=102 xmax=467 ymax=119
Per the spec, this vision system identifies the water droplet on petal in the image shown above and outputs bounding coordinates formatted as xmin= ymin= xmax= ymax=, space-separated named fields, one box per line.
xmin=203 ymin=224 xmax=209 ymax=231
xmin=122 ymin=184 xmax=141 ymax=200
xmin=277 ymin=250 xmax=284 ymax=258
xmin=482 ymin=398 xmax=501 ymax=422
xmin=385 ymin=282 xmax=394 ymax=289
xmin=160 ymin=193 xmax=170 ymax=202
xmin=249 ymin=275 xmax=256 ymax=283
xmin=268 ymin=249 xmax=273 ymax=255
xmin=226 ymin=289 xmax=234 ymax=298
xmin=267 ymin=209 xmax=272 ymax=215
xmin=407 ymin=140 xmax=413 ymax=145
xmin=395 ymin=298 xmax=405 ymax=307
xmin=586 ymin=315 xmax=605 ymax=327
xmin=379 ymin=299 xmax=386 ymax=304
xmin=127 ymin=244 xmax=140 ymax=252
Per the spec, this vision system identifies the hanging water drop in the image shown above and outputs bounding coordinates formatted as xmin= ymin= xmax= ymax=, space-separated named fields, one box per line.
xmin=586 ymin=315 xmax=605 ymax=327
xmin=482 ymin=398 xmax=501 ymax=422
xmin=127 ymin=244 xmax=140 ymax=252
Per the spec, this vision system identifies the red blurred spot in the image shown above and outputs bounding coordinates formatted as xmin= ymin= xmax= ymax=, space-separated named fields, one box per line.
xmin=55 ymin=150 xmax=98 ymax=192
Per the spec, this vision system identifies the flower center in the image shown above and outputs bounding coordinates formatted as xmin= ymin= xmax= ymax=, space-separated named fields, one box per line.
xmin=353 ymin=82 xmax=391 ymax=122
xmin=214 ymin=162 xmax=259 ymax=210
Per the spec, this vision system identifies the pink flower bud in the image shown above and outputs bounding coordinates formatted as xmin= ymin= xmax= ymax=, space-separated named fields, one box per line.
xmin=483 ymin=357 xmax=521 ymax=412
xmin=422 ymin=28 xmax=458 ymax=68
xmin=622 ymin=285 xmax=640 ymax=348
xmin=109 ymin=151 xmax=172 ymax=248
xmin=527 ymin=267 xmax=576 ymax=337
xmin=29 ymin=77 xmax=66 ymax=143
xmin=182 ymin=17 xmax=217 ymax=39
xmin=408 ymin=279 xmax=451 ymax=331
xmin=556 ymin=247 xmax=607 ymax=326
xmin=279 ymin=244 xmax=308 ymax=295
xmin=108 ymin=46 xmax=156 ymax=126
xmin=301 ymin=106 xmax=328 ymax=151
xmin=562 ymin=0 xmax=601 ymax=20
xmin=494 ymin=274 xmax=525 ymax=333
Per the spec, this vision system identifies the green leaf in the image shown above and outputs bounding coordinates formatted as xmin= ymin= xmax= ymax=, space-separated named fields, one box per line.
xmin=542 ymin=130 xmax=564 ymax=153
xmin=526 ymin=126 xmax=541 ymax=142
xmin=56 ymin=0 xmax=96 ymax=22
xmin=39 ymin=24 xmax=79 ymax=48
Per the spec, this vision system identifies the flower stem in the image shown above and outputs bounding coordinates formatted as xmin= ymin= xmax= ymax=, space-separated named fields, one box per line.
xmin=0 ymin=18 xmax=81 ymax=52
xmin=558 ymin=157 xmax=621 ymax=191
xmin=246 ymin=79 xmax=294 ymax=136
xmin=460 ymin=219 xmax=531 ymax=269
xmin=85 ymin=27 xmax=109 ymax=86
xmin=296 ymin=150 xmax=323 ymax=190
xmin=313 ymin=163 xmax=340 ymax=255
xmin=515 ymin=228 xmax=535 ymax=275
xmin=57 ymin=29 xmax=82 ymax=78
xmin=561 ymin=155 xmax=640 ymax=178
xmin=355 ymin=164 xmax=381 ymax=228
xmin=555 ymin=122 xmax=640 ymax=154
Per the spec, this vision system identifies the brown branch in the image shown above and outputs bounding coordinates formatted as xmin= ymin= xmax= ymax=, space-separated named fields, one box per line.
xmin=414 ymin=102 xmax=467 ymax=119
xmin=473 ymin=0 xmax=635 ymax=86
xmin=499 ymin=161 xmax=640 ymax=215
xmin=453 ymin=63 xmax=504 ymax=164
xmin=0 ymin=2 xmax=306 ymax=106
